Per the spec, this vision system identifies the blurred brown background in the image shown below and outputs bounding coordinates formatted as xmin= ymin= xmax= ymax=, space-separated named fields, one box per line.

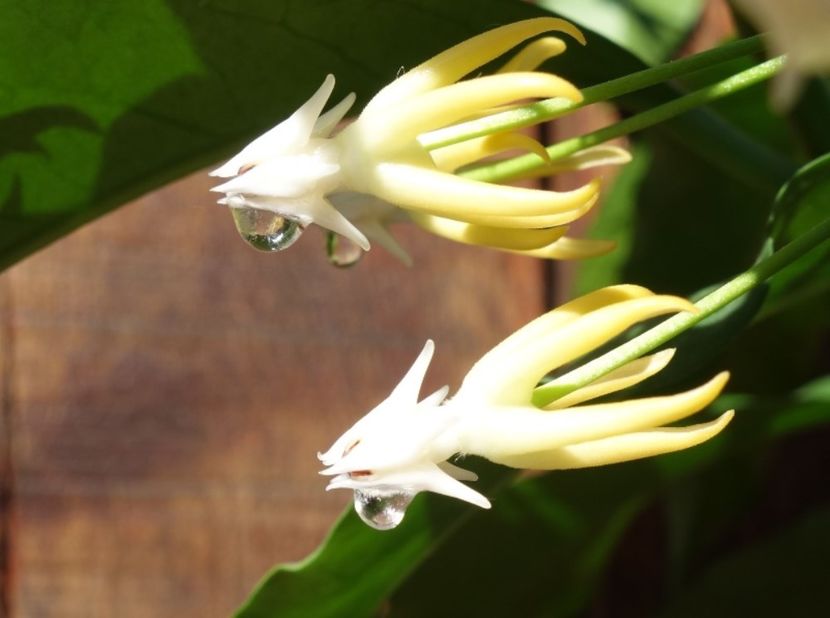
xmin=0 ymin=171 xmax=546 ymax=617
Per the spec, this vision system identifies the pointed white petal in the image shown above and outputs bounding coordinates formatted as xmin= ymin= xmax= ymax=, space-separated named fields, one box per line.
xmin=210 ymin=74 xmax=336 ymax=177
xmin=438 ymin=461 xmax=478 ymax=481
xmin=211 ymin=156 xmax=340 ymax=198
xmin=389 ymin=340 xmax=435 ymax=403
xmin=314 ymin=92 xmax=356 ymax=137
xmin=308 ymin=197 xmax=371 ymax=250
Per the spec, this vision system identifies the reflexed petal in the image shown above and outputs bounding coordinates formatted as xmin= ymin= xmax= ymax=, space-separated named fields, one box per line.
xmin=409 ymin=212 xmax=567 ymax=250
xmin=464 ymin=285 xmax=653 ymax=387
xmin=430 ymin=133 xmax=551 ymax=172
xmin=546 ymin=349 xmax=676 ymax=409
xmin=463 ymin=373 xmax=730 ymax=460
xmin=368 ymin=73 xmax=581 ymax=151
xmin=363 ymin=17 xmax=585 ymax=115
xmin=511 ymin=236 xmax=616 ymax=260
xmin=461 ymin=290 xmax=696 ymax=406
xmin=521 ymin=145 xmax=633 ymax=177
xmin=370 ymin=162 xmax=600 ymax=218
xmin=493 ymin=411 xmax=734 ymax=469
xmin=455 ymin=194 xmax=598 ymax=229
xmin=498 ymin=36 xmax=568 ymax=73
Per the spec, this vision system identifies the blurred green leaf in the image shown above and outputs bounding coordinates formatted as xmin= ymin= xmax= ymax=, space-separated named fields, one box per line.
xmin=389 ymin=463 xmax=654 ymax=618
xmin=659 ymin=507 xmax=830 ymax=617
xmin=538 ymin=0 xmax=704 ymax=65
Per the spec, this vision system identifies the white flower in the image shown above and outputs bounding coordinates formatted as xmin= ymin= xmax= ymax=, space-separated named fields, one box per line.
xmin=211 ymin=18 xmax=629 ymax=262
xmin=319 ymin=285 xmax=735 ymax=529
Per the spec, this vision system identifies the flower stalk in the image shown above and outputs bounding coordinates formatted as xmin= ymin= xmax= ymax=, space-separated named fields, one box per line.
xmin=465 ymin=55 xmax=787 ymax=184
xmin=421 ymin=34 xmax=767 ymax=150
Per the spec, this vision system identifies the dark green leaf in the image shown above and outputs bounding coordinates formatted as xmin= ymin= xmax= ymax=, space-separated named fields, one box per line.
xmin=235 ymin=460 xmax=514 ymax=618
xmin=659 ymin=508 xmax=830 ymax=617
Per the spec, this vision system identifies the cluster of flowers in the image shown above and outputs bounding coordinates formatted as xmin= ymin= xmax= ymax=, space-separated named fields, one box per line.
xmin=211 ymin=18 xmax=733 ymax=530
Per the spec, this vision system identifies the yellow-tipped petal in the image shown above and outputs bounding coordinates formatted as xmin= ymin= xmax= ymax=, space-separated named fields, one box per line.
xmin=521 ymin=145 xmax=633 ymax=179
xmin=456 ymin=194 xmax=599 ymax=229
xmin=409 ymin=212 xmax=567 ymax=250
xmin=463 ymin=372 xmax=730 ymax=459
xmin=368 ymin=73 xmax=581 ymax=152
xmin=461 ymin=285 xmax=654 ymax=399
xmin=546 ymin=349 xmax=676 ymax=409
xmin=498 ymin=37 xmax=568 ymax=73
xmin=465 ymin=293 xmax=698 ymax=407
xmin=431 ymin=133 xmax=551 ymax=172
xmin=362 ymin=17 xmax=585 ymax=116
xmin=511 ymin=236 xmax=617 ymax=259
xmin=369 ymin=163 xmax=600 ymax=219
xmin=493 ymin=410 xmax=735 ymax=470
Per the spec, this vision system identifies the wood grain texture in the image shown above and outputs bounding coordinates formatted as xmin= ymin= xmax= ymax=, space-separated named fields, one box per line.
xmin=0 ymin=171 xmax=545 ymax=617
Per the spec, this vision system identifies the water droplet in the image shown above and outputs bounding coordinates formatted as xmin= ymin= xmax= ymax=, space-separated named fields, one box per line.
xmin=231 ymin=207 xmax=303 ymax=252
xmin=354 ymin=488 xmax=415 ymax=530
xmin=326 ymin=232 xmax=363 ymax=267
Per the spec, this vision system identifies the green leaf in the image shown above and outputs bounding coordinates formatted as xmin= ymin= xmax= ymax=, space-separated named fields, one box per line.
xmin=234 ymin=460 xmax=515 ymax=618
xmin=659 ymin=508 xmax=830 ymax=617
xmin=389 ymin=463 xmax=653 ymax=618
xmin=538 ymin=0 xmax=704 ymax=65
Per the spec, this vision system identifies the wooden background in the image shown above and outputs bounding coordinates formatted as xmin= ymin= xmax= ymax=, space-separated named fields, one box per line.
xmin=0 ymin=170 xmax=546 ymax=617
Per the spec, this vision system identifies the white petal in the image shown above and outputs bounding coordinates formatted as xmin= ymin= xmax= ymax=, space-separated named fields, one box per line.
xmin=313 ymin=92 xmax=356 ymax=137
xmin=389 ymin=340 xmax=435 ymax=404
xmin=210 ymin=74 xmax=336 ymax=177
xmin=211 ymin=156 xmax=340 ymax=198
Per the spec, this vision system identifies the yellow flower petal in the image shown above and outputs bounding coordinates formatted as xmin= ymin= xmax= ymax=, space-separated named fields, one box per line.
xmin=363 ymin=17 xmax=585 ymax=116
xmin=368 ymin=162 xmax=600 ymax=219
xmin=492 ymin=410 xmax=734 ymax=469
xmin=367 ymin=73 xmax=581 ymax=152
xmin=498 ymin=36 xmax=568 ymax=73
xmin=430 ymin=133 xmax=551 ymax=172
xmin=461 ymin=285 xmax=651 ymax=400
xmin=545 ymin=349 xmax=676 ymax=409
xmin=463 ymin=292 xmax=697 ymax=407
xmin=463 ymin=372 xmax=729 ymax=460
xmin=408 ymin=212 xmax=567 ymax=250
xmin=510 ymin=236 xmax=617 ymax=259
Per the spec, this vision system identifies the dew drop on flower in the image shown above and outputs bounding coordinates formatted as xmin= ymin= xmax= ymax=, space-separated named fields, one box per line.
xmin=326 ymin=232 xmax=363 ymax=267
xmin=353 ymin=488 xmax=415 ymax=530
xmin=231 ymin=207 xmax=303 ymax=252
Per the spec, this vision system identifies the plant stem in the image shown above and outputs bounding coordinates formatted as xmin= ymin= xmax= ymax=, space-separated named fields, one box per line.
xmin=421 ymin=35 xmax=766 ymax=150
xmin=532 ymin=217 xmax=830 ymax=406
xmin=464 ymin=55 xmax=785 ymax=184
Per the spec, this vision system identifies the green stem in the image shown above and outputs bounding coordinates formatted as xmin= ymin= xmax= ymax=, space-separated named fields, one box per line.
xmin=465 ymin=56 xmax=785 ymax=184
xmin=421 ymin=35 xmax=766 ymax=150
xmin=532 ymin=217 xmax=830 ymax=407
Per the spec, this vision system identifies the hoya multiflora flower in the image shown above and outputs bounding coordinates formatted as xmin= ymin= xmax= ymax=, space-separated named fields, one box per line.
xmin=211 ymin=18 xmax=629 ymax=264
xmin=319 ymin=285 xmax=734 ymax=529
